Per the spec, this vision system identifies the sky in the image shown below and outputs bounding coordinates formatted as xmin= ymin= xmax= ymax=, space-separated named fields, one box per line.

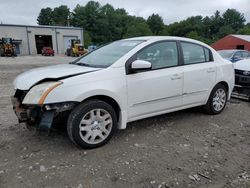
xmin=0 ymin=0 xmax=250 ymax=25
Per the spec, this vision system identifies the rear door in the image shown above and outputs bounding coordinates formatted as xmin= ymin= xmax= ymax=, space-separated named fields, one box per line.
xmin=181 ymin=42 xmax=216 ymax=106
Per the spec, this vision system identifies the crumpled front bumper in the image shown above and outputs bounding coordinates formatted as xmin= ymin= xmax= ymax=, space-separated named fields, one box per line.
xmin=233 ymin=85 xmax=250 ymax=97
xmin=11 ymin=93 xmax=77 ymax=130
xmin=11 ymin=96 xmax=29 ymax=122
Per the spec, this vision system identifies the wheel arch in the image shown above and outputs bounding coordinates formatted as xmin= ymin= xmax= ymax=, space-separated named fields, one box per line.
xmin=204 ymin=81 xmax=229 ymax=114
xmin=217 ymin=81 xmax=229 ymax=93
xmin=206 ymin=81 xmax=230 ymax=103
xmin=81 ymin=95 xmax=121 ymax=123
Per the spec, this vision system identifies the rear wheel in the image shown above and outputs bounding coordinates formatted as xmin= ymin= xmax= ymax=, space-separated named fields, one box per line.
xmin=67 ymin=100 xmax=117 ymax=149
xmin=204 ymin=84 xmax=228 ymax=115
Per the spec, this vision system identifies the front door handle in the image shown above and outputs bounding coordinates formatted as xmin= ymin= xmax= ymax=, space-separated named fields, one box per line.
xmin=171 ymin=74 xmax=182 ymax=80
xmin=207 ymin=68 xmax=215 ymax=73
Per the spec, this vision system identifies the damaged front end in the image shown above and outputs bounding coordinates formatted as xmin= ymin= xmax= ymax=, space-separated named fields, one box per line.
xmin=12 ymin=89 xmax=77 ymax=130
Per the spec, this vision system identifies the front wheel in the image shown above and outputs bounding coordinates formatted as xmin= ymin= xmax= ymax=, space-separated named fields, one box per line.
xmin=204 ymin=84 xmax=228 ymax=115
xmin=67 ymin=100 xmax=117 ymax=149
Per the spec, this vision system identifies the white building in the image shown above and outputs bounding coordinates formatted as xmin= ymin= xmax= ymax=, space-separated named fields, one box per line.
xmin=0 ymin=24 xmax=84 ymax=55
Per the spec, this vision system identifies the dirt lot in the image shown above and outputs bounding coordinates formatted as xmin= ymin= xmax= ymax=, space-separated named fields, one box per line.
xmin=0 ymin=56 xmax=249 ymax=188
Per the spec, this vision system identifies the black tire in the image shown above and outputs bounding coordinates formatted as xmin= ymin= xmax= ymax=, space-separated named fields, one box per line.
xmin=203 ymin=84 xmax=228 ymax=115
xmin=67 ymin=100 xmax=117 ymax=149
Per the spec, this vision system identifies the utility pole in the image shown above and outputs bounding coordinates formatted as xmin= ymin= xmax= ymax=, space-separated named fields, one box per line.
xmin=67 ymin=16 xmax=70 ymax=27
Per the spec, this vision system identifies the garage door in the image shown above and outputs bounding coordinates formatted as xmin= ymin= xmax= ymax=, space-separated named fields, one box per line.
xmin=35 ymin=35 xmax=53 ymax=54
xmin=63 ymin=36 xmax=77 ymax=54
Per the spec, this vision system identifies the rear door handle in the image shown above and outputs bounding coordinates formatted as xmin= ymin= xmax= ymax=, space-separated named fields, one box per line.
xmin=171 ymin=74 xmax=182 ymax=80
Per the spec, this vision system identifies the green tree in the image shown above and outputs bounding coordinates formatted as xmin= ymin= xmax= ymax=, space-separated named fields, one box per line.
xmin=124 ymin=18 xmax=152 ymax=38
xmin=147 ymin=14 xmax=164 ymax=35
xmin=114 ymin=8 xmax=129 ymax=39
xmin=81 ymin=1 xmax=101 ymax=31
xmin=210 ymin=11 xmax=223 ymax=37
xmin=222 ymin=9 xmax=246 ymax=31
xmin=218 ymin=25 xmax=235 ymax=38
xmin=37 ymin=7 xmax=53 ymax=25
xmin=238 ymin=24 xmax=250 ymax=34
xmin=83 ymin=31 xmax=92 ymax=47
xmin=159 ymin=25 xmax=170 ymax=36
xmin=72 ymin=1 xmax=102 ymax=43
xmin=52 ymin=5 xmax=70 ymax=26
xmin=167 ymin=16 xmax=204 ymax=38
xmin=186 ymin=31 xmax=202 ymax=41
xmin=72 ymin=2 xmax=129 ymax=44
xmin=71 ymin=4 xmax=86 ymax=27
xmin=38 ymin=2 xmax=249 ymax=46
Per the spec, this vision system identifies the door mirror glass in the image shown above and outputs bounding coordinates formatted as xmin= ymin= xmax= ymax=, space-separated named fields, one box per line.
xmin=131 ymin=60 xmax=152 ymax=71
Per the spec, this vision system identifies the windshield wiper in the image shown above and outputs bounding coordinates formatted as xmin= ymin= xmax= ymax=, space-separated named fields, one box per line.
xmin=77 ymin=62 xmax=93 ymax=67
xmin=77 ymin=62 xmax=108 ymax=68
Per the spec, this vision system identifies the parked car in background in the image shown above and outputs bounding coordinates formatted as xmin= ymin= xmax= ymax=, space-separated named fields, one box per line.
xmin=88 ymin=45 xmax=97 ymax=52
xmin=41 ymin=47 xmax=54 ymax=56
xmin=234 ymin=59 xmax=250 ymax=100
xmin=218 ymin=50 xmax=250 ymax=63
xmin=12 ymin=36 xmax=234 ymax=149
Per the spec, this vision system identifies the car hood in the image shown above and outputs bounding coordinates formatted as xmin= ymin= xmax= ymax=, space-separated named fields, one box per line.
xmin=234 ymin=59 xmax=250 ymax=71
xmin=13 ymin=64 xmax=102 ymax=90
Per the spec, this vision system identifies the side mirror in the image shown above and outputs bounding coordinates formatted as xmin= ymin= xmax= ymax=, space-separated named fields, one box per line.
xmin=131 ymin=60 xmax=152 ymax=72
xmin=232 ymin=55 xmax=242 ymax=62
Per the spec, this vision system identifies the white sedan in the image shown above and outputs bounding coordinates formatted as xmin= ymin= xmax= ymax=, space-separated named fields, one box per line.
xmin=12 ymin=36 xmax=234 ymax=149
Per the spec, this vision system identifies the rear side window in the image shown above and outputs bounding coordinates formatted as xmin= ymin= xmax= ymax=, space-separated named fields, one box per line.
xmin=181 ymin=42 xmax=212 ymax=65
xmin=137 ymin=41 xmax=178 ymax=69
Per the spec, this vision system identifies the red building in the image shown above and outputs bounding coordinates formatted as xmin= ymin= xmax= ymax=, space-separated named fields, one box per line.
xmin=211 ymin=35 xmax=250 ymax=51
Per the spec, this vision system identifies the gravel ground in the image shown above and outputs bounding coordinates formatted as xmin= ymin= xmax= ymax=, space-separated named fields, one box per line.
xmin=0 ymin=56 xmax=249 ymax=188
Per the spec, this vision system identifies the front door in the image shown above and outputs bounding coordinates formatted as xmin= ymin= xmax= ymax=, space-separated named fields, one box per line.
xmin=127 ymin=41 xmax=183 ymax=120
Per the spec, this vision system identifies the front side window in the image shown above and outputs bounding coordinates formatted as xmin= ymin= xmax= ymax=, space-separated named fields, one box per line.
xmin=74 ymin=40 xmax=144 ymax=68
xmin=137 ymin=41 xmax=178 ymax=69
xmin=181 ymin=42 xmax=209 ymax=65
xmin=234 ymin=51 xmax=242 ymax=58
xmin=242 ymin=51 xmax=249 ymax=58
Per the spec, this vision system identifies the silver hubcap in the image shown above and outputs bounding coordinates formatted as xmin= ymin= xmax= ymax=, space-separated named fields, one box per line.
xmin=79 ymin=109 xmax=112 ymax=144
xmin=213 ymin=88 xmax=226 ymax=112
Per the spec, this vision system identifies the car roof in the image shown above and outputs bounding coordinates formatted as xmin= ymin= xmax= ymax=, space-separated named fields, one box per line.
xmin=218 ymin=49 xmax=249 ymax=52
xmin=122 ymin=36 xmax=213 ymax=49
xmin=123 ymin=36 xmax=197 ymax=41
xmin=122 ymin=36 xmax=207 ymax=43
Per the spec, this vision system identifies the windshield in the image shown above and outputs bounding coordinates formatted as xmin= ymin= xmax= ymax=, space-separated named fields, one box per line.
xmin=218 ymin=50 xmax=234 ymax=59
xmin=73 ymin=40 xmax=144 ymax=68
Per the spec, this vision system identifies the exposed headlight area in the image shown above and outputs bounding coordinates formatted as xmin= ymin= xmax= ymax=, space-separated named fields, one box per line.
xmin=12 ymin=81 xmax=78 ymax=130
xmin=22 ymin=81 xmax=62 ymax=105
